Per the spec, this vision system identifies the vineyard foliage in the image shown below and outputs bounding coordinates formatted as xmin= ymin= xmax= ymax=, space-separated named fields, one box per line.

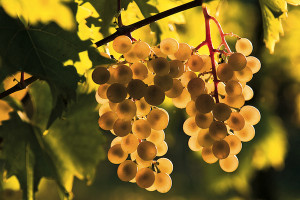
xmin=0 ymin=0 xmax=300 ymax=199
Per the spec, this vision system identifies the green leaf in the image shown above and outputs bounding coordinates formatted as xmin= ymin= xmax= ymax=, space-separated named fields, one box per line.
xmin=259 ymin=0 xmax=287 ymax=53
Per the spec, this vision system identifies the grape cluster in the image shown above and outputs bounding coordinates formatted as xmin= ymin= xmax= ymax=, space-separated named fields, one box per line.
xmin=93 ymin=35 xmax=261 ymax=191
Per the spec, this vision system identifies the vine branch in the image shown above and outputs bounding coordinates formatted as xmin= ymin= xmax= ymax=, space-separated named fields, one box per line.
xmin=95 ymin=0 xmax=203 ymax=47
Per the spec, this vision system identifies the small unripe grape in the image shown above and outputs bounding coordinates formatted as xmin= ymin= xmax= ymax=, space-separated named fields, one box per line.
xmin=174 ymin=43 xmax=192 ymax=61
xmin=195 ymin=112 xmax=213 ymax=129
xmin=134 ymin=41 xmax=151 ymax=59
xmin=225 ymin=80 xmax=243 ymax=96
xmin=160 ymin=38 xmax=179 ymax=55
xmin=187 ymin=54 xmax=204 ymax=72
xmin=212 ymin=103 xmax=232 ymax=121
xmin=98 ymin=111 xmax=118 ymax=130
xmin=234 ymin=124 xmax=255 ymax=142
xmin=113 ymin=35 xmax=132 ymax=54
xmin=132 ymin=119 xmax=152 ymax=139
xmin=127 ymin=79 xmax=147 ymax=99
xmin=136 ymin=168 xmax=155 ymax=188
xmin=147 ymin=108 xmax=169 ymax=130
xmin=144 ymin=85 xmax=165 ymax=106
xmin=147 ymin=129 xmax=165 ymax=145
xmin=202 ymin=146 xmax=218 ymax=164
xmin=148 ymin=57 xmax=170 ymax=75
xmin=219 ymin=155 xmax=239 ymax=172
xmin=136 ymin=98 xmax=151 ymax=117
xmin=131 ymin=62 xmax=148 ymax=80
xmin=116 ymin=99 xmax=137 ymax=120
xmin=108 ymin=144 xmax=128 ymax=164
xmin=212 ymin=140 xmax=230 ymax=159
xmin=239 ymin=105 xmax=261 ymax=125
xmin=217 ymin=63 xmax=234 ymax=81
xmin=235 ymin=67 xmax=253 ymax=82
xmin=117 ymin=160 xmax=137 ymax=181
xmin=209 ymin=121 xmax=227 ymax=140
xmin=154 ymin=74 xmax=173 ymax=91
xmin=137 ymin=141 xmax=157 ymax=161
xmin=157 ymin=158 xmax=173 ymax=174
xmin=227 ymin=112 xmax=245 ymax=131
xmin=228 ymin=53 xmax=247 ymax=71
xmin=180 ymin=71 xmax=197 ymax=87
xmin=121 ymin=134 xmax=139 ymax=153
xmin=106 ymin=83 xmax=127 ymax=103
xmin=113 ymin=119 xmax=132 ymax=137
xmin=92 ymin=67 xmax=110 ymax=84
xmin=169 ymin=60 xmax=184 ymax=78
xmin=183 ymin=117 xmax=200 ymax=136
xmin=243 ymin=85 xmax=254 ymax=101
xmin=154 ymin=173 xmax=172 ymax=193
xmin=98 ymin=84 xmax=109 ymax=99
xmin=246 ymin=56 xmax=261 ymax=74
xmin=156 ymin=141 xmax=168 ymax=156
xmin=165 ymin=79 xmax=184 ymax=98
xmin=195 ymin=94 xmax=215 ymax=114
xmin=224 ymin=135 xmax=242 ymax=155
xmin=187 ymin=78 xmax=205 ymax=97
xmin=186 ymin=101 xmax=197 ymax=117
xmin=172 ymin=88 xmax=191 ymax=108
xmin=235 ymin=38 xmax=253 ymax=56
xmin=197 ymin=129 xmax=215 ymax=147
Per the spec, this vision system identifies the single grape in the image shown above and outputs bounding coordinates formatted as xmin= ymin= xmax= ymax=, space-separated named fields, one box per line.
xmin=98 ymin=103 xmax=112 ymax=116
xmin=154 ymin=74 xmax=173 ymax=91
xmin=212 ymin=140 xmax=230 ymax=159
xmin=116 ymin=99 xmax=137 ymax=120
xmin=137 ymin=141 xmax=157 ymax=161
xmin=106 ymin=83 xmax=127 ymax=103
xmin=225 ymin=80 xmax=243 ymax=96
xmin=243 ymin=85 xmax=254 ymax=101
xmin=239 ymin=105 xmax=261 ymax=125
xmin=113 ymin=119 xmax=132 ymax=137
xmin=147 ymin=129 xmax=165 ymax=145
xmin=160 ymin=38 xmax=179 ymax=55
xmin=127 ymin=79 xmax=147 ymax=99
xmin=227 ymin=112 xmax=245 ymax=131
xmin=132 ymin=119 xmax=152 ymax=139
xmin=235 ymin=67 xmax=253 ymax=82
xmin=202 ymin=146 xmax=218 ymax=164
xmin=186 ymin=101 xmax=197 ymax=117
xmin=183 ymin=117 xmax=200 ymax=136
xmin=121 ymin=134 xmax=139 ymax=153
xmin=219 ymin=155 xmax=239 ymax=172
xmin=235 ymin=38 xmax=253 ymax=56
xmin=134 ymin=41 xmax=151 ymax=59
xmin=172 ymin=88 xmax=191 ymax=109
xmin=234 ymin=124 xmax=255 ymax=142
xmin=156 ymin=141 xmax=168 ymax=156
xmin=130 ymin=62 xmax=148 ymax=80
xmin=169 ymin=60 xmax=184 ymax=78
xmin=147 ymin=108 xmax=169 ymax=130
xmin=92 ymin=66 xmax=110 ymax=84
xmin=157 ymin=158 xmax=173 ymax=174
xmin=117 ymin=160 xmax=137 ymax=181
xmin=223 ymin=94 xmax=245 ymax=108
xmin=111 ymin=137 xmax=122 ymax=147
xmin=228 ymin=53 xmax=247 ymax=71
xmin=174 ymin=43 xmax=192 ymax=61
xmin=195 ymin=94 xmax=215 ymax=114
xmin=195 ymin=112 xmax=213 ymax=129
xmin=187 ymin=78 xmax=206 ymax=98
xmin=108 ymin=144 xmax=128 ymax=164
xmin=217 ymin=63 xmax=234 ymax=81
xmin=224 ymin=134 xmax=242 ymax=155
xmin=144 ymin=85 xmax=165 ymax=106
xmin=212 ymin=103 xmax=232 ymax=121
xmin=136 ymin=168 xmax=155 ymax=188
xmin=209 ymin=121 xmax=228 ymax=141
xmin=113 ymin=35 xmax=132 ymax=54
xmin=197 ymin=129 xmax=215 ymax=147
xmin=188 ymin=136 xmax=202 ymax=151
xmin=124 ymin=46 xmax=140 ymax=63
xmin=148 ymin=57 xmax=170 ymax=75
xmin=98 ymin=111 xmax=118 ymax=130
xmin=187 ymin=54 xmax=204 ymax=72
xmin=136 ymin=98 xmax=151 ymax=117
xmin=246 ymin=56 xmax=261 ymax=74
xmin=165 ymin=79 xmax=184 ymax=98
xmin=153 ymin=173 xmax=172 ymax=193
xmin=97 ymin=84 xmax=109 ymax=99
xmin=114 ymin=64 xmax=133 ymax=84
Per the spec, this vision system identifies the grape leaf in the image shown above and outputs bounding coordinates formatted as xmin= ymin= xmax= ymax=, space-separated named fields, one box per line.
xmin=259 ymin=0 xmax=287 ymax=53
xmin=0 ymin=4 xmax=113 ymax=128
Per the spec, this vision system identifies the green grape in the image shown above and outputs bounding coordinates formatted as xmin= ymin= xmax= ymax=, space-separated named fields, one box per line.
xmin=116 ymin=99 xmax=137 ymax=120
xmin=137 ymin=141 xmax=157 ymax=161
xmin=154 ymin=74 xmax=173 ymax=91
xmin=180 ymin=71 xmax=197 ymax=87
xmin=130 ymin=62 xmax=148 ymax=80
xmin=92 ymin=66 xmax=110 ymax=84
xmin=227 ymin=112 xmax=245 ymax=131
xmin=169 ymin=60 xmax=184 ymax=78
xmin=186 ymin=101 xmax=197 ymax=117
xmin=219 ymin=155 xmax=239 ymax=172
xmin=197 ymin=129 xmax=215 ymax=147
xmin=165 ymin=79 xmax=184 ymax=98
xmin=121 ymin=134 xmax=139 ymax=153
xmin=183 ymin=117 xmax=200 ymax=136
xmin=195 ymin=94 xmax=215 ymax=114
xmin=108 ymin=144 xmax=128 ymax=164
xmin=153 ymin=173 xmax=172 ymax=193
xmin=147 ymin=108 xmax=169 ymax=130
xmin=223 ymin=94 xmax=245 ymax=108
xmin=235 ymin=67 xmax=253 ymax=82
xmin=117 ymin=160 xmax=137 ymax=181
xmin=212 ymin=140 xmax=230 ymax=159
xmin=113 ymin=119 xmax=132 ymax=137
xmin=148 ymin=57 xmax=170 ymax=75
xmin=134 ymin=41 xmax=151 ymax=59
xmin=228 ymin=53 xmax=247 ymax=71
xmin=156 ymin=141 xmax=168 ymax=156
xmin=113 ymin=35 xmax=132 ymax=54
xmin=212 ymin=103 xmax=232 ymax=121
xmin=209 ymin=121 xmax=227 ymax=140
xmin=98 ymin=111 xmax=118 ymax=130
xmin=234 ymin=124 xmax=255 ymax=142
xmin=187 ymin=54 xmax=204 ymax=72
xmin=246 ymin=56 xmax=261 ymax=74
xmin=239 ymin=105 xmax=261 ymax=125
xmin=224 ymin=135 xmax=242 ymax=155
xmin=160 ymin=38 xmax=179 ymax=55
xmin=136 ymin=98 xmax=151 ymax=117
xmin=174 ymin=43 xmax=192 ymax=61
xmin=172 ymin=88 xmax=191 ymax=108
xmin=201 ymin=146 xmax=218 ymax=164
xmin=114 ymin=64 xmax=133 ymax=84
xmin=157 ymin=158 xmax=173 ymax=174
xmin=195 ymin=112 xmax=213 ymax=129
xmin=235 ymin=38 xmax=253 ymax=56
xmin=136 ymin=168 xmax=155 ymax=188
xmin=217 ymin=63 xmax=234 ymax=81
xmin=187 ymin=78 xmax=205 ymax=98
xmin=243 ymin=85 xmax=254 ymax=101
xmin=144 ymin=85 xmax=165 ymax=106
xmin=132 ymin=119 xmax=152 ymax=139
xmin=106 ymin=83 xmax=127 ymax=103
xmin=188 ymin=136 xmax=202 ymax=151
xmin=127 ymin=79 xmax=147 ymax=99
xmin=97 ymin=84 xmax=109 ymax=99
xmin=147 ymin=129 xmax=165 ymax=146
xmin=225 ymin=80 xmax=243 ymax=96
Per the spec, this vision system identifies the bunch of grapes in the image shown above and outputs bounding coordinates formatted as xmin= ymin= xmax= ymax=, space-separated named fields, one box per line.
xmin=92 ymin=34 xmax=261 ymax=191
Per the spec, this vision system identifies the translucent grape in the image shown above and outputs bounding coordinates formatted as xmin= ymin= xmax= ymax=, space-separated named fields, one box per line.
xmin=106 ymin=83 xmax=127 ymax=103
xmin=169 ymin=60 xmax=184 ymax=78
xmin=114 ymin=64 xmax=133 ymax=84
xmin=209 ymin=121 xmax=227 ymax=140
xmin=98 ymin=103 xmax=111 ymax=116
xmin=227 ymin=112 xmax=245 ymax=131
xmin=113 ymin=119 xmax=132 ymax=137
xmin=113 ymin=35 xmax=132 ymax=54
xmin=224 ymin=135 xmax=242 ymax=155
xmin=147 ymin=108 xmax=169 ymax=130
xmin=95 ymin=92 xmax=108 ymax=104
xmin=188 ymin=136 xmax=202 ymax=151
xmin=137 ymin=141 xmax=157 ymax=161
xmin=235 ymin=38 xmax=253 ymax=56
xmin=148 ymin=57 xmax=170 ymax=75
xmin=160 ymin=38 xmax=179 ymax=55
xmin=111 ymin=137 xmax=122 ymax=146
xmin=165 ymin=79 xmax=184 ymax=98
xmin=212 ymin=140 xmax=230 ymax=159
xmin=225 ymin=80 xmax=243 ymax=96
xmin=195 ymin=112 xmax=213 ymax=129
xmin=180 ymin=72 xmax=197 ymax=88
xmin=243 ymin=85 xmax=254 ymax=101
xmin=147 ymin=129 xmax=165 ymax=145
xmin=202 ymin=146 xmax=218 ymax=164
xmin=144 ymin=85 xmax=165 ymax=106
xmin=223 ymin=94 xmax=245 ymax=108
xmin=174 ymin=43 xmax=192 ymax=61
xmin=117 ymin=160 xmax=137 ymax=181
xmin=195 ymin=94 xmax=215 ymax=114
xmin=116 ymin=99 xmax=137 ymax=120
xmin=217 ymin=63 xmax=234 ymax=81
xmin=136 ymin=154 xmax=152 ymax=167
xmin=197 ymin=129 xmax=215 ymax=147
xmin=132 ymin=119 xmax=152 ymax=139
xmin=234 ymin=124 xmax=255 ymax=142
xmin=235 ymin=67 xmax=253 ymax=82
xmin=108 ymin=144 xmax=128 ymax=164
xmin=131 ymin=62 xmax=148 ymax=80
xmin=172 ymin=88 xmax=191 ymax=109
xmin=127 ymin=79 xmax=147 ymax=99
xmin=124 ymin=46 xmax=140 ymax=63
xmin=156 ymin=141 xmax=168 ymax=156
xmin=152 ymin=46 xmax=167 ymax=58
xmin=219 ymin=155 xmax=239 ymax=172
xmin=134 ymin=41 xmax=151 ymax=59
xmin=228 ymin=53 xmax=247 ymax=71
xmin=121 ymin=134 xmax=139 ymax=153
xmin=97 ymin=84 xmax=109 ymax=99
xmin=98 ymin=111 xmax=118 ymax=130
xmin=92 ymin=66 xmax=110 ymax=84
xmin=183 ymin=117 xmax=200 ymax=136
xmin=186 ymin=101 xmax=197 ymax=117
xmin=136 ymin=168 xmax=155 ymax=188
xmin=187 ymin=78 xmax=205 ymax=98
xmin=212 ymin=103 xmax=232 ymax=121
xmin=157 ymin=158 xmax=173 ymax=174
xmin=136 ymin=98 xmax=151 ymax=117
xmin=246 ymin=56 xmax=261 ymax=74
xmin=200 ymin=55 xmax=212 ymax=72
xmin=153 ymin=173 xmax=172 ymax=193
xmin=187 ymin=54 xmax=204 ymax=72
xmin=154 ymin=74 xmax=173 ymax=91
xmin=239 ymin=105 xmax=261 ymax=125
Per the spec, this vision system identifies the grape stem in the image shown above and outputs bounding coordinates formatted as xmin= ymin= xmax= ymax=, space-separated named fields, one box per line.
xmin=95 ymin=0 xmax=203 ymax=47
xmin=117 ymin=0 xmax=136 ymax=41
